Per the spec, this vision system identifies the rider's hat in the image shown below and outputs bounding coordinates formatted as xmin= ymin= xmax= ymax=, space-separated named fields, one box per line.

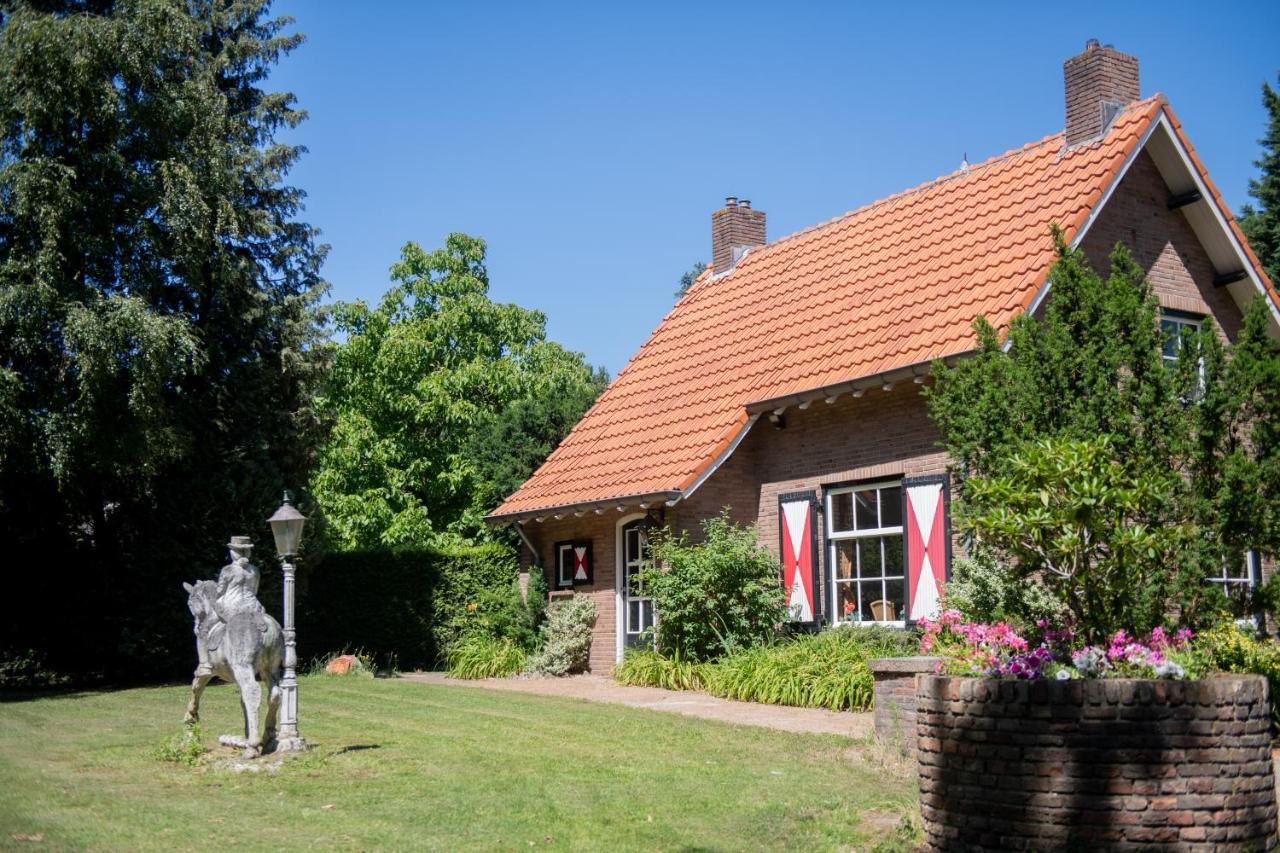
xmin=226 ymin=535 xmax=254 ymax=552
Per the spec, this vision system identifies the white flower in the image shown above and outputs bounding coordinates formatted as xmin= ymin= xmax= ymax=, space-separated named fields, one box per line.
xmin=1055 ymin=669 xmax=1071 ymax=681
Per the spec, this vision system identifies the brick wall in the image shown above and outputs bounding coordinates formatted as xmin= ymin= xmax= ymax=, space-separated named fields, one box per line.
xmin=1078 ymin=149 xmax=1244 ymax=340
xmin=869 ymin=657 xmax=941 ymax=755
xmin=917 ymin=674 xmax=1278 ymax=850
xmin=688 ymin=382 xmax=951 ymax=619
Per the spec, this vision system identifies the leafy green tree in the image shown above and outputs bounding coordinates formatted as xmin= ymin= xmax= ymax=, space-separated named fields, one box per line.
xmin=928 ymin=236 xmax=1280 ymax=631
xmin=1241 ymin=76 xmax=1280 ymax=286
xmin=675 ymin=261 xmax=707 ymax=298
xmin=313 ymin=233 xmax=603 ymax=548
xmin=0 ymin=0 xmax=327 ymax=679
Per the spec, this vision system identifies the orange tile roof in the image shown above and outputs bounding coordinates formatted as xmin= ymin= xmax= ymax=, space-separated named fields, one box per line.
xmin=490 ymin=96 xmax=1265 ymax=519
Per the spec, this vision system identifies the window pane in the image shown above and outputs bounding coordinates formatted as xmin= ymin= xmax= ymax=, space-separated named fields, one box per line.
xmin=626 ymin=529 xmax=639 ymax=564
xmin=830 ymin=493 xmax=853 ymax=533
xmin=833 ymin=541 xmax=855 ymax=579
xmin=858 ymin=539 xmax=883 ymax=577
xmin=835 ymin=582 xmax=857 ymax=621
xmin=859 ymin=581 xmax=884 ymax=621
xmin=884 ymin=536 xmax=904 ymax=577
xmin=879 ymin=486 xmax=902 ymax=527
xmin=628 ymin=600 xmax=641 ymax=632
xmin=855 ymin=489 xmax=878 ymax=530
xmin=642 ymin=603 xmax=655 ymax=631
xmin=884 ymin=578 xmax=904 ymax=616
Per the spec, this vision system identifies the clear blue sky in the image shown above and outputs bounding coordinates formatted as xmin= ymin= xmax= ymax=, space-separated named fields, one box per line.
xmin=271 ymin=1 xmax=1280 ymax=376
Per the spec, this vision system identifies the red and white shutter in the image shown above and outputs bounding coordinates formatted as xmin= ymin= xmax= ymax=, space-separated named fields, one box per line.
xmin=905 ymin=476 xmax=949 ymax=622
xmin=779 ymin=493 xmax=818 ymax=624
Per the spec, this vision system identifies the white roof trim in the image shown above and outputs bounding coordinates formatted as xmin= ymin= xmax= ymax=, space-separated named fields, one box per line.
xmin=675 ymin=413 xmax=760 ymax=503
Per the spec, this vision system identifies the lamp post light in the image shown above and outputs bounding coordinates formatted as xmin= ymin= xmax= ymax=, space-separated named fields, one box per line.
xmin=267 ymin=491 xmax=307 ymax=752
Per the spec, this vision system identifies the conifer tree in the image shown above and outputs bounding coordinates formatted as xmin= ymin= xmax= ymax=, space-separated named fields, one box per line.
xmin=1241 ymin=77 xmax=1280 ymax=285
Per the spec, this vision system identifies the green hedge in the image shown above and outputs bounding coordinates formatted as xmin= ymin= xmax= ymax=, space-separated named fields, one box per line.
xmin=299 ymin=543 xmax=519 ymax=670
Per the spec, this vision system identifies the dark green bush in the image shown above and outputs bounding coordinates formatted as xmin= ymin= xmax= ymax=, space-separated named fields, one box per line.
xmin=299 ymin=542 xmax=519 ymax=669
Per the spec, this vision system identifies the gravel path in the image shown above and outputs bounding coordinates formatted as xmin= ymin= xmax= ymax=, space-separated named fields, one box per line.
xmin=399 ymin=671 xmax=873 ymax=739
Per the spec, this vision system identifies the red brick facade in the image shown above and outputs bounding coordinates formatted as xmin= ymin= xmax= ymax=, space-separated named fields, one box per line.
xmin=515 ymin=124 xmax=1266 ymax=674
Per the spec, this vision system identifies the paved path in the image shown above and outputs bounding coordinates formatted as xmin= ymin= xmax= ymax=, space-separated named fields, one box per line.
xmin=400 ymin=671 xmax=873 ymax=739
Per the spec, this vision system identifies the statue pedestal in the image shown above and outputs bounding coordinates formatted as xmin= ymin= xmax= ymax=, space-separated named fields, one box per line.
xmin=273 ymin=735 xmax=308 ymax=753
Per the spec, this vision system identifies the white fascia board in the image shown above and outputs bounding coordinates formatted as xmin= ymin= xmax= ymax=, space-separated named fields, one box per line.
xmin=674 ymin=413 xmax=761 ymax=504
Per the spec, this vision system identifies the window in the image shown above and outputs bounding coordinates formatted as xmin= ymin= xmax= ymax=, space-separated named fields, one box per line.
xmin=555 ymin=541 xmax=592 ymax=588
xmin=1207 ymin=550 xmax=1260 ymax=616
xmin=621 ymin=521 xmax=654 ymax=647
xmin=1159 ymin=311 xmax=1202 ymax=370
xmin=827 ymin=482 xmax=904 ymax=624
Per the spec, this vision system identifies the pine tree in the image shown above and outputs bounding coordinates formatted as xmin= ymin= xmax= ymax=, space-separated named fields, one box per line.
xmin=1240 ymin=77 xmax=1280 ymax=285
xmin=0 ymin=0 xmax=327 ymax=679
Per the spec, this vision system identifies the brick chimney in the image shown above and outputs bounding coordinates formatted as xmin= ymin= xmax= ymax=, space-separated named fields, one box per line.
xmin=1063 ymin=40 xmax=1140 ymax=148
xmin=711 ymin=197 xmax=766 ymax=274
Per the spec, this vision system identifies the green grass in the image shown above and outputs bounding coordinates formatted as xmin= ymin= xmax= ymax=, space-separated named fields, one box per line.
xmin=0 ymin=676 xmax=918 ymax=851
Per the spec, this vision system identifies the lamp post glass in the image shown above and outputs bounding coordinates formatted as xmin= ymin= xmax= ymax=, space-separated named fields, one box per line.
xmin=268 ymin=493 xmax=306 ymax=557
xmin=268 ymin=491 xmax=307 ymax=752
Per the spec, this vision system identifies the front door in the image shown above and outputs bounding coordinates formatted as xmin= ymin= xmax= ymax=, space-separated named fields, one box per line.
xmin=621 ymin=519 xmax=654 ymax=648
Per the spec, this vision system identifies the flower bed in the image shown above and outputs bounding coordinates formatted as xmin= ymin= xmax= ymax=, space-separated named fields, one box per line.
xmin=916 ymin=674 xmax=1277 ymax=850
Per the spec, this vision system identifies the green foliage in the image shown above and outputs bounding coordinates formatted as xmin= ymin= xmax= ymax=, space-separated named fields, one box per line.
xmin=300 ymin=543 xmax=520 ymax=669
xmin=615 ymin=649 xmax=709 ymax=691
xmin=526 ymin=596 xmax=597 ymax=676
xmin=154 ymin=725 xmax=205 ymax=768
xmin=708 ymin=627 xmax=915 ymax=712
xmin=640 ymin=513 xmax=789 ymax=661
xmin=0 ymin=648 xmax=71 ymax=690
xmin=617 ymin=627 xmax=917 ymax=712
xmin=675 ymin=261 xmax=708 ymax=298
xmin=449 ymin=579 xmax=538 ymax=650
xmin=1181 ymin=623 xmax=1280 ymax=726
xmin=960 ymin=436 xmax=1190 ymax=642
xmin=445 ymin=635 xmax=527 ymax=680
xmin=0 ymin=0 xmax=328 ymax=681
xmin=1240 ymin=76 xmax=1280 ymax=286
xmin=312 ymin=234 xmax=605 ymax=548
xmin=928 ymin=237 xmax=1280 ymax=638
xmin=943 ymin=545 xmax=1063 ymax=627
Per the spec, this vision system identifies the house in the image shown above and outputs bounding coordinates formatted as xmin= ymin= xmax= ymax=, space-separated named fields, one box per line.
xmin=486 ymin=42 xmax=1280 ymax=673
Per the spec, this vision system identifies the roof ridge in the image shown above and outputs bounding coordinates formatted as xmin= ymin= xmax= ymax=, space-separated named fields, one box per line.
xmin=721 ymin=95 xmax=1167 ymax=275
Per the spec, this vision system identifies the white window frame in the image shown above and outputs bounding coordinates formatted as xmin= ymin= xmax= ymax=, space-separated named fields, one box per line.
xmin=614 ymin=513 xmax=653 ymax=661
xmin=1208 ymin=549 xmax=1260 ymax=617
xmin=555 ymin=542 xmax=575 ymax=588
xmin=1159 ymin=310 xmax=1202 ymax=370
xmin=826 ymin=480 xmax=905 ymax=627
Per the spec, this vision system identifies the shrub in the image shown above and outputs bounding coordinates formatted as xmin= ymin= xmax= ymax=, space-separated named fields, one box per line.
xmin=1180 ymin=622 xmax=1280 ymax=726
xmin=445 ymin=635 xmax=527 ymax=679
xmin=614 ymin=649 xmax=707 ymax=691
xmin=709 ymin=626 xmax=916 ymax=712
xmin=0 ymin=648 xmax=71 ymax=690
xmin=449 ymin=579 xmax=538 ymax=650
xmin=300 ymin=542 xmax=519 ymax=669
xmin=526 ymin=596 xmax=596 ymax=676
xmin=943 ymin=545 xmax=1063 ymax=627
xmin=640 ymin=513 xmax=788 ymax=661
xmin=960 ymin=436 xmax=1190 ymax=643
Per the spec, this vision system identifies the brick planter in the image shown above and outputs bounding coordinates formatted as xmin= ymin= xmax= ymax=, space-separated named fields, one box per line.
xmin=916 ymin=674 xmax=1277 ymax=851
xmin=868 ymin=656 xmax=940 ymax=754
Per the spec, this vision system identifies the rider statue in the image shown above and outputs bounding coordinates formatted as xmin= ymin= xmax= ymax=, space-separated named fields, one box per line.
xmin=194 ymin=535 xmax=266 ymax=677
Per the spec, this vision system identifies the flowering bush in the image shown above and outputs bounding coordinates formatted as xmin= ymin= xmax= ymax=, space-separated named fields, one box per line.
xmin=920 ymin=611 xmax=1194 ymax=681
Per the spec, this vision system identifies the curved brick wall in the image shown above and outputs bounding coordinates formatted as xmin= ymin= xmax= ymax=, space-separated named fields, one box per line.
xmin=916 ymin=675 xmax=1277 ymax=851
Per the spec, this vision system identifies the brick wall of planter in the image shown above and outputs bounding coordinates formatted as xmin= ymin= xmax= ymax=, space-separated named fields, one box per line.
xmin=916 ymin=674 xmax=1277 ymax=851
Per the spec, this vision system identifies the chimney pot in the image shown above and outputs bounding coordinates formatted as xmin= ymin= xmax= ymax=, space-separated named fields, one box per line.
xmin=711 ymin=196 xmax=766 ymax=274
xmin=1063 ymin=41 xmax=1139 ymax=147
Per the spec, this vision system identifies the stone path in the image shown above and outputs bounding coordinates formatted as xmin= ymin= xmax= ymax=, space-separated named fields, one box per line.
xmin=400 ymin=671 xmax=873 ymax=739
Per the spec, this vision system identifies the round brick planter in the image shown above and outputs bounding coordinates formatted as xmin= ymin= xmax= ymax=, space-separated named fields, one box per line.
xmin=916 ymin=674 xmax=1277 ymax=851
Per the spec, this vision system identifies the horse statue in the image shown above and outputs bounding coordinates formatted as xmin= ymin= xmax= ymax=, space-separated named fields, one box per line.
xmin=183 ymin=535 xmax=284 ymax=758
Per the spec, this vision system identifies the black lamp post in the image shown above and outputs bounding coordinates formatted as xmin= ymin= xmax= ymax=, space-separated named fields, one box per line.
xmin=267 ymin=491 xmax=307 ymax=752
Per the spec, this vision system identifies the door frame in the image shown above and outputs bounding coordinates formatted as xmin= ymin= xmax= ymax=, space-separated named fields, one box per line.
xmin=615 ymin=512 xmax=648 ymax=663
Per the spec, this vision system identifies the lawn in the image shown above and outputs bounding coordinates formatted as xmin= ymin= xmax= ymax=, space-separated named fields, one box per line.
xmin=0 ymin=676 xmax=918 ymax=851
